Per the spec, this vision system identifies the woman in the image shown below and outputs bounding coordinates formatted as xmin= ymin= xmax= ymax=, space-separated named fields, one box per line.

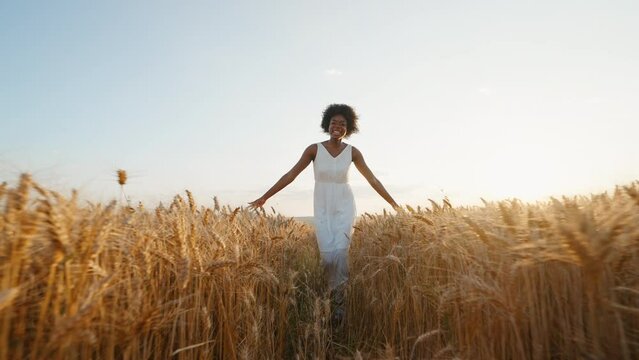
xmin=249 ymin=104 xmax=399 ymax=323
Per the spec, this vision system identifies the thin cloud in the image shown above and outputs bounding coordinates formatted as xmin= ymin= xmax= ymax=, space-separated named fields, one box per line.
xmin=478 ymin=87 xmax=493 ymax=95
xmin=324 ymin=68 xmax=343 ymax=76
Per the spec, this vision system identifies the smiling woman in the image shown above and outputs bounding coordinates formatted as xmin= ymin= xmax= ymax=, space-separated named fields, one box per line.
xmin=320 ymin=104 xmax=359 ymax=137
xmin=249 ymin=103 xmax=399 ymax=326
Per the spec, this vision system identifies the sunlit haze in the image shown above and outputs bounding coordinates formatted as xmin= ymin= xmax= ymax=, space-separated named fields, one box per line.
xmin=1 ymin=0 xmax=638 ymax=216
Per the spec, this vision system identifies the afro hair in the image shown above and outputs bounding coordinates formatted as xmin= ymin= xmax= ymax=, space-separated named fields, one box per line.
xmin=321 ymin=104 xmax=359 ymax=138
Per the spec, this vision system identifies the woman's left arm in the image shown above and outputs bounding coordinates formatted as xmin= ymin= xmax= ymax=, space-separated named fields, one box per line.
xmin=352 ymin=146 xmax=399 ymax=210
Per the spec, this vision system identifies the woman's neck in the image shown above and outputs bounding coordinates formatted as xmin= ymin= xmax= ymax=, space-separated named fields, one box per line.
xmin=327 ymin=138 xmax=343 ymax=146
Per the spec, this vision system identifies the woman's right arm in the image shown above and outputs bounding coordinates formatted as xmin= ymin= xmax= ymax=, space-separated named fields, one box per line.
xmin=248 ymin=144 xmax=315 ymax=209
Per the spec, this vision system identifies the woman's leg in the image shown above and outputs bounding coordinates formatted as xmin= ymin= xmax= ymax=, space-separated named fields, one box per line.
xmin=320 ymin=248 xmax=349 ymax=326
xmin=320 ymin=248 xmax=349 ymax=291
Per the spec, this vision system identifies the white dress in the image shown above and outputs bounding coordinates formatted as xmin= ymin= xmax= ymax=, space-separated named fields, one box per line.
xmin=313 ymin=142 xmax=356 ymax=290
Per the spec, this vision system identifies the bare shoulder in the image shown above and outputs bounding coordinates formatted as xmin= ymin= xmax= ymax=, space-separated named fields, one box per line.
xmin=306 ymin=143 xmax=318 ymax=153
xmin=351 ymin=145 xmax=363 ymax=160
xmin=304 ymin=143 xmax=318 ymax=159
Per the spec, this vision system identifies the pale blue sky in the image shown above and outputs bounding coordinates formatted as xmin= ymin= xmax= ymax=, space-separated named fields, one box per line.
xmin=1 ymin=0 xmax=638 ymax=216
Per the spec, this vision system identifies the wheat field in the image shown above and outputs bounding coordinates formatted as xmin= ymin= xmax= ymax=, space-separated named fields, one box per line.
xmin=1 ymin=173 xmax=638 ymax=359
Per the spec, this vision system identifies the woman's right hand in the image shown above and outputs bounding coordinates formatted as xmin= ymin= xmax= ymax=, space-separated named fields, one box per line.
xmin=248 ymin=197 xmax=266 ymax=210
xmin=392 ymin=204 xmax=404 ymax=214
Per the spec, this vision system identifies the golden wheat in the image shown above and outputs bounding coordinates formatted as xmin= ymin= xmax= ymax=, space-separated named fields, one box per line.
xmin=0 ymin=174 xmax=638 ymax=359
xmin=117 ymin=170 xmax=127 ymax=186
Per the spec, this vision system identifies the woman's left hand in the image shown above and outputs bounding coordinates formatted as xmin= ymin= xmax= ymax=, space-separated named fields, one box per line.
xmin=248 ymin=197 xmax=266 ymax=210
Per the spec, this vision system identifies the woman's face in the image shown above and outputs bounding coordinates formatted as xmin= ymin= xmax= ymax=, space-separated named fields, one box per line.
xmin=328 ymin=115 xmax=348 ymax=139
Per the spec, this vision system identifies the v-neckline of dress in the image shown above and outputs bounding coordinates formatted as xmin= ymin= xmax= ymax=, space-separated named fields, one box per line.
xmin=320 ymin=142 xmax=348 ymax=159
